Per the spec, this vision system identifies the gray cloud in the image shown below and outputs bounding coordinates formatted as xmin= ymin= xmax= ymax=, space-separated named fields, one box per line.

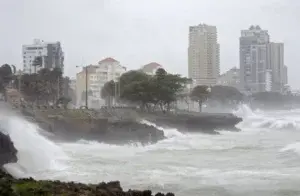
xmin=0 ymin=0 xmax=299 ymax=88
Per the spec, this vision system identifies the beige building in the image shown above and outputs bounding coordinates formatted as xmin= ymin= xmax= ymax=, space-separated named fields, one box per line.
xmin=188 ymin=24 xmax=220 ymax=87
xmin=76 ymin=58 xmax=126 ymax=108
xmin=217 ymin=67 xmax=240 ymax=90
xmin=76 ymin=65 xmax=98 ymax=107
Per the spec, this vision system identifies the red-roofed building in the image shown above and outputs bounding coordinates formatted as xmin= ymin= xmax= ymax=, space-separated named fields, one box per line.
xmin=76 ymin=57 xmax=126 ymax=108
xmin=140 ymin=62 xmax=163 ymax=75
xmin=98 ymin=57 xmax=119 ymax=64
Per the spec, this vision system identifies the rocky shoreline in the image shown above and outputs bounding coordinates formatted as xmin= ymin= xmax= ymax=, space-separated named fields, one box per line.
xmin=13 ymin=105 xmax=242 ymax=144
xmin=18 ymin=107 xmax=166 ymax=144
xmin=0 ymin=170 xmax=174 ymax=196
xmin=0 ymin=119 xmax=174 ymax=196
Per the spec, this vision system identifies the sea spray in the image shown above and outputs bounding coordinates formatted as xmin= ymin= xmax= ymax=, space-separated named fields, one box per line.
xmin=0 ymin=115 xmax=68 ymax=179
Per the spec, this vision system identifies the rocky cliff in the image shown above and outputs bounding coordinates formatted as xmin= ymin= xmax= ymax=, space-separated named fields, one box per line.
xmin=0 ymin=131 xmax=17 ymax=167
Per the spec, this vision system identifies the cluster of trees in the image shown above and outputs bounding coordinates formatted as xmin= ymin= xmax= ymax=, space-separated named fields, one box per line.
xmin=15 ymin=68 xmax=65 ymax=104
xmin=190 ymin=85 xmax=244 ymax=111
xmin=101 ymin=68 xmax=245 ymax=112
xmin=0 ymin=61 xmax=71 ymax=107
xmin=101 ymin=68 xmax=190 ymax=111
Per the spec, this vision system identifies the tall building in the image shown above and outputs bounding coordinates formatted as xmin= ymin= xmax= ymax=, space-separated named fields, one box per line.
xmin=76 ymin=58 xmax=126 ymax=108
xmin=188 ymin=24 xmax=220 ymax=86
xmin=267 ymin=43 xmax=284 ymax=92
xmin=283 ymin=65 xmax=288 ymax=85
xmin=22 ymin=39 xmax=64 ymax=74
xmin=240 ymin=25 xmax=270 ymax=93
xmin=217 ymin=67 xmax=240 ymax=90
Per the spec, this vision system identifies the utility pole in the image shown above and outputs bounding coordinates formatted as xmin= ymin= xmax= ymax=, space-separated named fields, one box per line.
xmin=85 ymin=66 xmax=88 ymax=109
xmin=18 ymin=71 xmax=21 ymax=106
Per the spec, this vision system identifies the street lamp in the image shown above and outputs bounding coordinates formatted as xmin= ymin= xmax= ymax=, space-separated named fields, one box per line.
xmin=76 ymin=65 xmax=88 ymax=109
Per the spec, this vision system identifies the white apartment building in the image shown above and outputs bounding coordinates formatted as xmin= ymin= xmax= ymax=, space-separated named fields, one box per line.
xmin=240 ymin=25 xmax=270 ymax=93
xmin=240 ymin=26 xmax=286 ymax=93
xmin=76 ymin=58 xmax=126 ymax=108
xmin=217 ymin=67 xmax=240 ymax=90
xmin=267 ymin=42 xmax=284 ymax=92
xmin=188 ymin=24 xmax=220 ymax=87
xmin=22 ymin=39 xmax=64 ymax=74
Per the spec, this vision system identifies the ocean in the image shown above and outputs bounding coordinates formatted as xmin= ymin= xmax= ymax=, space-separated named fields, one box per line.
xmin=2 ymin=104 xmax=300 ymax=196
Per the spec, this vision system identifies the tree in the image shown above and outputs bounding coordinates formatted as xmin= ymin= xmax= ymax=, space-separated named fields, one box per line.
xmin=32 ymin=56 xmax=42 ymax=73
xmin=101 ymin=69 xmax=189 ymax=112
xmin=209 ymin=85 xmax=244 ymax=104
xmin=190 ymin=85 xmax=210 ymax=112
xmin=101 ymin=80 xmax=116 ymax=106
xmin=56 ymin=96 xmax=72 ymax=109
xmin=10 ymin=68 xmax=65 ymax=104
xmin=0 ymin=64 xmax=15 ymax=101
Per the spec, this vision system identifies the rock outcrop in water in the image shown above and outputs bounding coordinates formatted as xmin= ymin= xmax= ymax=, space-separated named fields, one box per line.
xmin=18 ymin=106 xmax=165 ymax=144
xmin=0 ymin=131 xmax=17 ymax=166
xmin=0 ymin=170 xmax=174 ymax=196
xmin=137 ymin=110 xmax=242 ymax=134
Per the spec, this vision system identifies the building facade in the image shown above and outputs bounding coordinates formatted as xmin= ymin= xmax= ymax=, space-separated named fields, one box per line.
xmin=283 ymin=65 xmax=288 ymax=85
xmin=140 ymin=62 xmax=163 ymax=75
xmin=217 ymin=67 xmax=240 ymax=90
xmin=267 ymin=43 xmax=284 ymax=92
xmin=76 ymin=65 xmax=98 ymax=107
xmin=22 ymin=39 xmax=64 ymax=74
xmin=188 ymin=24 xmax=220 ymax=86
xmin=240 ymin=25 xmax=270 ymax=93
xmin=75 ymin=58 xmax=126 ymax=108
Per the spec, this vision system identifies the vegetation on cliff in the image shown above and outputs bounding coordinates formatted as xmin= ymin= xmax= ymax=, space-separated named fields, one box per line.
xmin=101 ymin=68 xmax=246 ymax=112
xmin=0 ymin=170 xmax=174 ymax=196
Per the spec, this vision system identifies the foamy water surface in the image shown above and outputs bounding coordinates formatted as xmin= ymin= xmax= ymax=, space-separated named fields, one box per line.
xmin=2 ymin=105 xmax=300 ymax=196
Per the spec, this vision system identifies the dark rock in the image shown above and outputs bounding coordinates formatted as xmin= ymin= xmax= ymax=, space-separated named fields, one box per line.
xmin=0 ymin=131 xmax=17 ymax=166
xmin=138 ymin=111 xmax=242 ymax=134
xmin=0 ymin=170 xmax=175 ymax=196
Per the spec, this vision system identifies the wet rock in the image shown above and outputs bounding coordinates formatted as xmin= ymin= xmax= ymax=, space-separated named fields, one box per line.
xmin=139 ymin=111 xmax=242 ymax=134
xmin=0 ymin=131 xmax=17 ymax=166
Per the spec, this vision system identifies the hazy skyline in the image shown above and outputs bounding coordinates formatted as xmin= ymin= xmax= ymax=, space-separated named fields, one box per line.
xmin=1 ymin=0 xmax=299 ymax=88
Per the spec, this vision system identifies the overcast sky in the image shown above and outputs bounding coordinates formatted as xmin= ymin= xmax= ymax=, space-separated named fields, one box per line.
xmin=0 ymin=0 xmax=299 ymax=88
